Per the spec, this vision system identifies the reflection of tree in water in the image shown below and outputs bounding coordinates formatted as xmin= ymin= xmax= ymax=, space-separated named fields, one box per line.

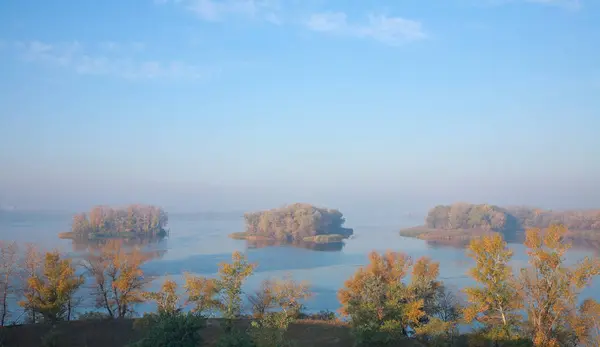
xmin=245 ymin=239 xmax=344 ymax=252
xmin=68 ymin=236 xmax=168 ymax=261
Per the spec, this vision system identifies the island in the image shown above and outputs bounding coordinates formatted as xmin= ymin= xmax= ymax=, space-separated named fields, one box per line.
xmin=229 ymin=203 xmax=353 ymax=246
xmin=58 ymin=204 xmax=169 ymax=240
xmin=400 ymin=202 xmax=600 ymax=246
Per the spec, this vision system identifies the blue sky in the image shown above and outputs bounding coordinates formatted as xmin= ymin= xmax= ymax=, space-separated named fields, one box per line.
xmin=0 ymin=0 xmax=599 ymax=214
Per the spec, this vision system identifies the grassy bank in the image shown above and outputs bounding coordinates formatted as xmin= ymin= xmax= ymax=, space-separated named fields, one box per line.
xmin=229 ymin=232 xmax=346 ymax=244
xmin=400 ymin=226 xmax=497 ymax=241
xmin=0 ymin=318 xmax=413 ymax=347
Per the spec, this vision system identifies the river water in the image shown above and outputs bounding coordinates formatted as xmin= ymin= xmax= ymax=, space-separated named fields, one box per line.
xmin=1 ymin=211 xmax=599 ymax=318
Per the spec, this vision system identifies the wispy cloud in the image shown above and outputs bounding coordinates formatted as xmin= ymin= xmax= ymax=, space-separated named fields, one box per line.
xmin=306 ymin=13 xmax=426 ymax=46
xmin=15 ymin=41 xmax=215 ymax=80
xmin=159 ymin=0 xmax=282 ymax=24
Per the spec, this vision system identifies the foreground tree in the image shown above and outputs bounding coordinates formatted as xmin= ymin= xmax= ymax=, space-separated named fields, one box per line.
xmin=216 ymin=251 xmax=256 ymax=327
xmin=338 ymin=251 xmax=450 ymax=345
xmin=19 ymin=251 xmax=84 ymax=323
xmin=463 ymin=234 xmax=523 ymax=343
xmin=82 ymin=240 xmax=149 ymax=318
xmin=143 ymin=279 xmax=181 ymax=315
xmin=19 ymin=244 xmax=43 ymax=323
xmin=519 ymin=225 xmax=600 ymax=346
xmin=250 ymin=277 xmax=312 ymax=347
xmin=183 ymin=273 xmax=220 ymax=317
xmin=0 ymin=241 xmax=18 ymax=326
xmin=576 ymin=299 xmax=600 ymax=347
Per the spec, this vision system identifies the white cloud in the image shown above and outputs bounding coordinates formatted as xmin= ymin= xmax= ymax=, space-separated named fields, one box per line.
xmin=307 ymin=12 xmax=426 ymax=45
xmin=159 ymin=0 xmax=282 ymax=23
xmin=15 ymin=41 xmax=214 ymax=80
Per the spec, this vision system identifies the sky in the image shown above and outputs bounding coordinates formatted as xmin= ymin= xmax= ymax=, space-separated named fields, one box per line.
xmin=0 ymin=0 xmax=599 ymax=214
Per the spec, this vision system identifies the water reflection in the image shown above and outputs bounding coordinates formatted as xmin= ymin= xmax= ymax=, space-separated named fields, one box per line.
xmin=245 ymin=239 xmax=345 ymax=252
xmin=67 ymin=235 xmax=168 ymax=261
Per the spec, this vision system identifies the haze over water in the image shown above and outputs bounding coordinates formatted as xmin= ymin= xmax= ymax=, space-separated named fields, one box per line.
xmin=2 ymin=210 xmax=598 ymax=316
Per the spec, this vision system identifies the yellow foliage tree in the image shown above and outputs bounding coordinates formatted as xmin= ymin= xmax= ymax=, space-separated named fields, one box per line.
xmin=183 ymin=273 xmax=220 ymax=316
xmin=463 ymin=234 xmax=523 ymax=342
xmin=338 ymin=251 xmax=448 ymax=344
xmin=519 ymin=225 xmax=600 ymax=347
xmin=143 ymin=279 xmax=181 ymax=315
xmin=19 ymin=251 xmax=84 ymax=323
xmin=83 ymin=240 xmax=150 ymax=318
xmin=217 ymin=251 xmax=256 ymax=322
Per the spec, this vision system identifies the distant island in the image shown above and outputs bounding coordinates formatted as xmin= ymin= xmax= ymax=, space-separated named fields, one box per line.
xmin=400 ymin=202 xmax=600 ymax=245
xmin=58 ymin=204 xmax=168 ymax=240
xmin=229 ymin=203 xmax=353 ymax=245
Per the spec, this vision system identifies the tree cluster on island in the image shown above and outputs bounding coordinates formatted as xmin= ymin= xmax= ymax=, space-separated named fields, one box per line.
xmin=402 ymin=202 xmax=600 ymax=243
xmin=2 ymin=225 xmax=600 ymax=346
xmin=59 ymin=204 xmax=168 ymax=240
xmin=231 ymin=203 xmax=353 ymax=244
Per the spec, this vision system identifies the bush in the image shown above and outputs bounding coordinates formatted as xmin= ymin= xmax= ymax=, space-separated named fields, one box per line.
xmin=77 ymin=311 xmax=111 ymax=320
xmin=216 ymin=328 xmax=256 ymax=347
xmin=298 ymin=310 xmax=336 ymax=321
xmin=129 ymin=312 xmax=205 ymax=347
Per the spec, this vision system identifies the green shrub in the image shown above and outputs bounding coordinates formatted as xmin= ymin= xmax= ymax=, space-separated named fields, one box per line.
xmin=216 ymin=328 xmax=256 ymax=347
xmin=129 ymin=312 xmax=204 ymax=347
xmin=77 ymin=311 xmax=111 ymax=320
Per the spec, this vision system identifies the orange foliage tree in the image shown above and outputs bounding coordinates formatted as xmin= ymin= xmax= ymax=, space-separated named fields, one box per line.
xmin=519 ymin=225 xmax=600 ymax=346
xmin=338 ymin=251 xmax=450 ymax=344
xmin=143 ymin=279 xmax=181 ymax=315
xmin=463 ymin=234 xmax=523 ymax=342
xmin=216 ymin=251 xmax=256 ymax=322
xmin=82 ymin=240 xmax=150 ymax=318
xmin=183 ymin=273 xmax=220 ymax=317
xmin=19 ymin=251 xmax=84 ymax=323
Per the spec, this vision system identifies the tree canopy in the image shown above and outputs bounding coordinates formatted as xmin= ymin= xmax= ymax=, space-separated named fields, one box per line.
xmin=67 ymin=204 xmax=168 ymax=238
xmin=243 ymin=203 xmax=353 ymax=242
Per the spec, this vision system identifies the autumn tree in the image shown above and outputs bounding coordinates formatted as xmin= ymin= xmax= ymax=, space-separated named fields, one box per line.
xmin=250 ymin=277 xmax=312 ymax=347
xmin=19 ymin=251 xmax=84 ymax=323
xmin=576 ymin=299 xmax=600 ymax=347
xmin=216 ymin=251 xmax=256 ymax=326
xmin=463 ymin=234 xmax=523 ymax=343
xmin=19 ymin=243 xmax=43 ymax=323
xmin=338 ymin=251 xmax=448 ymax=345
xmin=82 ymin=240 xmax=150 ymax=318
xmin=519 ymin=225 xmax=600 ymax=346
xmin=143 ymin=279 xmax=181 ymax=315
xmin=183 ymin=273 xmax=220 ymax=317
xmin=0 ymin=241 xmax=18 ymax=326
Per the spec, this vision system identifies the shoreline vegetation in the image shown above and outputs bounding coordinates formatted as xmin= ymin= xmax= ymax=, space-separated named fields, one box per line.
xmin=2 ymin=226 xmax=599 ymax=347
xmin=400 ymin=202 xmax=600 ymax=246
xmin=58 ymin=204 xmax=168 ymax=241
xmin=229 ymin=203 xmax=353 ymax=245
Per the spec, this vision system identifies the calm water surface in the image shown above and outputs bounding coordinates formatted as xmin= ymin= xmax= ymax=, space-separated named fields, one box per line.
xmin=1 ymin=211 xmax=599 ymax=316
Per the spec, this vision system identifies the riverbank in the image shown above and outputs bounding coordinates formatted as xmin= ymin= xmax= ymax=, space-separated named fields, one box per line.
xmin=229 ymin=232 xmax=347 ymax=244
xmin=1 ymin=318 xmax=416 ymax=347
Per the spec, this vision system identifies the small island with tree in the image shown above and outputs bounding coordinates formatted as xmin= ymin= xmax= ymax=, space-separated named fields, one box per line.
xmin=58 ymin=204 xmax=169 ymax=240
xmin=230 ymin=203 xmax=353 ymax=246
xmin=400 ymin=202 xmax=600 ymax=246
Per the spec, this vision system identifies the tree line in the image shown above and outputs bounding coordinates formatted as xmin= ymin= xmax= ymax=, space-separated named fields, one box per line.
xmin=243 ymin=203 xmax=353 ymax=242
xmin=425 ymin=203 xmax=600 ymax=233
xmin=68 ymin=204 xmax=168 ymax=238
xmin=1 ymin=224 xmax=600 ymax=346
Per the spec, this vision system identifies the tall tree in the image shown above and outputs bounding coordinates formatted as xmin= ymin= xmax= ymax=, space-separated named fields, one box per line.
xmin=519 ymin=225 xmax=600 ymax=346
xmin=143 ymin=279 xmax=180 ymax=315
xmin=19 ymin=244 xmax=43 ymax=323
xmin=0 ymin=241 xmax=18 ymax=326
xmin=463 ymin=234 xmax=523 ymax=342
xmin=183 ymin=273 xmax=220 ymax=317
xmin=216 ymin=251 xmax=256 ymax=324
xmin=19 ymin=251 xmax=84 ymax=323
xmin=82 ymin=240 xmax=149 ymax=318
